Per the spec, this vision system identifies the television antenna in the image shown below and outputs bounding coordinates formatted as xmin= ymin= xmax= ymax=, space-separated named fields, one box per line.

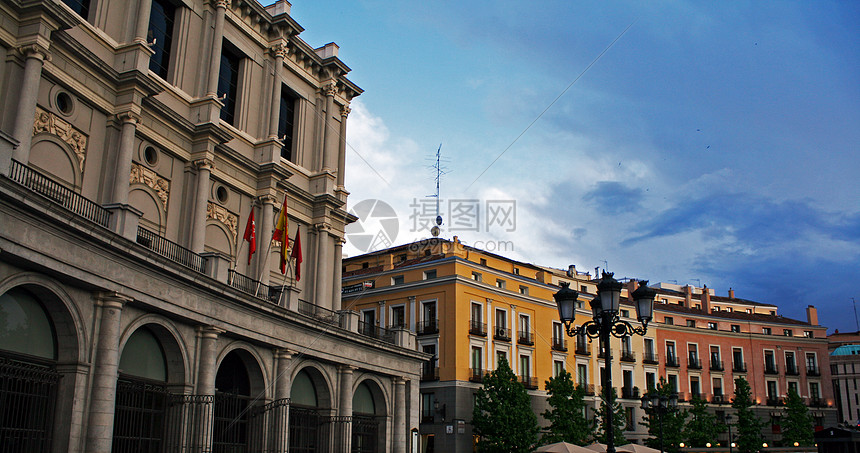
xmin=427 ymin=144 xmax=448 ymax=237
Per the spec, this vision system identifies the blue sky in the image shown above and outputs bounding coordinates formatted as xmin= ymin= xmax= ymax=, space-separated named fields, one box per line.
xmin=283 ymin=1 xmax=860 ymax=333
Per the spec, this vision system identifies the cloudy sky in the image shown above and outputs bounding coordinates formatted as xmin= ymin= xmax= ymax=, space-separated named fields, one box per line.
xmin=286 ymin=1 xmax=860 ymax=333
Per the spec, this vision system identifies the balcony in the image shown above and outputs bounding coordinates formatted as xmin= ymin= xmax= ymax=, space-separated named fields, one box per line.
xmin=598 ymin=348 xmax=610 ymax=359
xmin=688 ymin=357 xmax=702 ymax=369
xmin=551 ymin=337 xmax=568 ymax=352
xmin=710 ymin=360 xmax=724 ymax=371
xmin=807 ymin=366 xmax=820 ymax=376
xmin=764 ymin=363 xmax=779 ymax=375
xmin=583 ymin=384 xmax=595 ymax=396
xmin=643 ymin=351 xmax=659 ymax=364
xmin=690 ymin=391 xmax=702 ymax=401
xmin=518 ymin=330 xmax=534 ymax=346
xmin=421 ymin=366 xmax=440 ymax=382
xmin=766 ymin=397 xmax=783 ymax=406
xmin=469 ymin=368 xmax=487 ymax=383
xmin=808 ymin=397 xmax=826 ymax=407
xmin=785 ymin=363 xmax=800 ymax=376
xmin=299 ymin=299 xmax=341 ymax=325
xmin=575 ymin=342 xmax=591 ymax=356
xmin=621 ymin=387 xmax=640 ymax=399
xmin=665 ymin=355 xmax=680 ymax=368
xmin=228 ymin=269 xmax=279 ymax=303
xmin=620 ymin=350 xmax=636 ymax=363
xmin=733 ymin=361 xmax=747 ymax=373
xmin=137 ymin=226 xmax=205 ymax=273
xmin=711 ymin=393 xmax=725 ymax=404
xmin=520 ymin=375 xmax=538 ymax=390
xmin=358 ymin=321 xmax=395 ymax=343
xmin=469 ymin=321 xmax=487 ymax=337
xmin=8 ymin=159 xmax=111 ymax=228
xmin=493 ymin=327 xmax=512 ymax=342
xmin=417 ymin=319 xmax=439 ymax=335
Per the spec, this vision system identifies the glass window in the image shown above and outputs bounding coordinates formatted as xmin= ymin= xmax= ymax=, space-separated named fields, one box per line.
xmin=731 ymin=324 xmax=740 ymax=332
xmin=423 ymin=270 xmax=437 ymax=280
xmin=471 ymin=303 xmax=482 ymax=322
xmin=60 ymin=0 xmax=90 ymax=18
xmin=119 ymin=327 xmax=167 ymax=381
xmin=664 ymin=316 xmax=673 ymax=325
xmin=392 ymin=275 xmax=404 ymax=285
xmin=218 ymin=41 xmax=242 ymax=125
xmin=553 ymin=360 xmax=564 ymax=377
xmin=0 ymin=288 xmax=56 ymax=360
xmin=278 ymin=87 xmax=297 ymax=160
xmin=577 ymin=364 xmax=588 ymax=385
xmin=708 ymin=322 xmax=717 ymax=330
xmin=148 ymin=0 xmax=176 ymax=79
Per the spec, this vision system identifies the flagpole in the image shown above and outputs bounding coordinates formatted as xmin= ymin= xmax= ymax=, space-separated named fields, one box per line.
xmin=278 ymin=242 xmax=294 ymax=307
xmin=253 ymin=238 xmax=275 ymax=297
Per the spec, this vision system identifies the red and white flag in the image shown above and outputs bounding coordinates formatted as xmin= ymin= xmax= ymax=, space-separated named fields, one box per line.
xmin=290 ymin=229 xmax=302 ymax=281
xmin=242 ymin=210 xmax=256 ymax=264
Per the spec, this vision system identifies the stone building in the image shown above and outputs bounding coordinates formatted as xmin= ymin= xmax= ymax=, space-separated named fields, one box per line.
xmin=0 ymin=0 xmax=424 ymax=452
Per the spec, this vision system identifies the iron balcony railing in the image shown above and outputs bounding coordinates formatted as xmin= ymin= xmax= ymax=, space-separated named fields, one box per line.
xmin=298 ymin=299 xmax=340 ymax=325
xmin=518 ymin=330 xmax=534 ymax=346
xmin=358 ymin=320 xmax=395 ymax=344
xmin=643 ymin=351 xmax=659 ymax=364
xmin=136 ymin=226 xmax=205 ymax=273
xmin=469 ymin=368 xmax=487 ymax=383
xmin=493 ymin=327 xmax=512 ymax=342
xmin=766 ymin=397 xmax=783 ymax=406
xmin=808 ymin=397 xmax=826 ymax=407
xmin=417 ymin=319 xmax=439 ymax=335
xmin=582 ymin=384 xmax=595 ymax=396
xmin=551 ymin=337 xmax=567 ymax=352
xmin=665 ymin=355 xmax=680 ymax=367
xmin=786 ymin=363 xmax=800 ymax=375
xmin=764 ymin=363 xmax=779 ymax=375
xmin=575 ymin=342 xmax=591 ymax=356
xmin=620 ymin=350 xmax=636 ymax=362
xmin=520 ymin=375 xmax=538 ymax=390
xmin=421 ymin=366 xmax=439 ymax=382
xmin=710 ymin=360 xmax=724 ymax=371
xmin=807 ymin=365 xmax=820 ymax=376
xmin=469 ymin=321 xmax=487 ymax=337
xmin=733 ymin=361 xmax=747 ymax=372
xmin=688 ymin=357 xmax=702 ymax=369
xmin=227 ymin=269 xmax=280 ymax=303
xmin=621 ymin=387 xmax=640 ymax=399
xmin=712 ymin=393 xmax=726 ymax=404
xmin=8 ymin=159 xmax=111 ymax=227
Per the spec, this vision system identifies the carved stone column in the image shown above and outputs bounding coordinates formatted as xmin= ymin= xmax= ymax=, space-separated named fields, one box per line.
xmin=11 ymin=45 xmax=49 ymax=164
xmin=84 ymin=292 xmax=130 ymax=453
xmin=268 ymin=43 xmax=287 ymax=138
xmin=193 ymin=326 xmax=222 ymax=453
xmin=331 ymin=238 xmax=344 ymax=311
xmin=320 ymin=82 xmax=337 ymax=172
xmin=272 ymin=348 xmax=293 ymax=453
xmin=336 ymin=106 xmax=350 ymax=187
xmin=393 ymin=377 xmax=407 ymax=453
xmin=133 ymin=0 xmax=154 ymax=44
xmin=314 ymin=223 xmax=332 ymax=311
xmin=111 ymin=113 xmax=139 ymax=205
xmin=257 ymin=195 xmax=276 ymax=286
xmin=337 ymin=365 xmax=356 ymax=453
xmin=190 ymin=159 xmax=213 ymax=253
xmin=205 ymin=0 xmax=228 ymax=97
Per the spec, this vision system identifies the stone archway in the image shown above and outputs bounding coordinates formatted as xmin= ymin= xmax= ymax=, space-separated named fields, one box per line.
xmin=212 ymin=348 xmax=267 ymax=453
xmin=352 ymin=379 xmax=389 ymax=453
xmin=289 ymin=365 xmax=335 ymax=453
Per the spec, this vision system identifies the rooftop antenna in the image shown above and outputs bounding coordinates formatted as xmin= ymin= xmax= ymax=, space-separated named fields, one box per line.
xmin=427 ymin=144 xmax=448 ymax=237
xmin=853 ymin=298 xmax=858 ymax=332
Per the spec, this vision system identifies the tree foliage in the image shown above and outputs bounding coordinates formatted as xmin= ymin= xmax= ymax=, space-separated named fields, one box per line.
xmin=596 ymin=387 xmax=628 ymax=446
xmin=781 ymin=387 xmax=814 ymax=446
xmin=542 ymin=370 xmax=593 ymax=445
xmin=639 ymin=380 xmax=687 ymax=453
xmin=471 ymin=358 xmax=539 ymax=453
xmin=732 ymin=377 xmax=765 ymax=453
xmin=683 ymin=395 xmax=724 ymax=447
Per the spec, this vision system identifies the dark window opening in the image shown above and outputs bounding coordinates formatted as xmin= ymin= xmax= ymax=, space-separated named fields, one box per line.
xmin=278 ymin=87 xmax=298 ymax=160
xmin=218 ymin=41 xmax=242 ymax=125
xmin=61 ymin=0 xmax=90 ymax=19
xmin=148 ymin=0 xmax=176 ymax=79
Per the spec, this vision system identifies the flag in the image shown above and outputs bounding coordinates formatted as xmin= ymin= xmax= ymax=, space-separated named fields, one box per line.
xmin=272 ymin=197 xmax=289 ymax=274
xmin=290 ymin=229 xmax=302 ymax=281
xmin=242 ymin=210 xmax=256 ymax=264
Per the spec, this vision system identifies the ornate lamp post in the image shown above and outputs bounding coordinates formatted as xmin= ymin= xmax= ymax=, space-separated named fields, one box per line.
xmin=724 ymin=414 xmax=734 ymax=453
xmin=640 ymin=391 xmax=678 ymax=453
xmin=554 ymin=272 xmax=656 ymax=453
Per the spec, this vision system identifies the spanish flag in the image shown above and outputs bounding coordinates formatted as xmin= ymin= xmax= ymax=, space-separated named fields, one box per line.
xmin=273 ymin=197 xmax=288 ymax=274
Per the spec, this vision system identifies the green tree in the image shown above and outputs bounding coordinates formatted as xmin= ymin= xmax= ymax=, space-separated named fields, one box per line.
xmin=471 ymin=358 xmax=539 ymax=452
xmin=639 ymin=380 xmax=687 ymax=453
xmin=683 ymin=395 xmax=724 ymax=447
xmin=542 ymin=370 xmax=593 ymax=445
xmin=732 ymin=377 xmax=765 ymax=453
xmin=781 ymin=387 xmax=814 ymax=446
xmin=596 ymin=387 xmax=627 ymax=446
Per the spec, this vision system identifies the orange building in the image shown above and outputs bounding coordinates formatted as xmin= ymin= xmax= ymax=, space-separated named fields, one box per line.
xmin=342 ymin=238 xmax=837 ymax=452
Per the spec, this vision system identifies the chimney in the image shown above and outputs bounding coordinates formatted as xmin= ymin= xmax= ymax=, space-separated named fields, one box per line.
xmin=684 ymin=285 xmax=692 ymax=308
xmin=728 ymin=288 xmax=735 ymax=299
xmin=806 ymin=305 xmax=818 ymax=326
xmin=627 ymin=280 xmax=639 ymax=296
xmin=701 ymin=285 xmax=711 ymax=313
xmin=567 ymin=265 xmax=576 ymax=277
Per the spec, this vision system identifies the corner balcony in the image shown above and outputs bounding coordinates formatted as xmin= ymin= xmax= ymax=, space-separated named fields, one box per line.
xmin=417 ymin=319 xmax=439 ymax=335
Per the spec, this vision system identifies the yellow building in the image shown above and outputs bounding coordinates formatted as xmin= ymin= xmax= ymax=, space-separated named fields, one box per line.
xmin=342 ymin=237 xmax=659 ymax=452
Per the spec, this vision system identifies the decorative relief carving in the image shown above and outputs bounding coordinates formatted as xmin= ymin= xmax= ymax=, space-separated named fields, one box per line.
xmin=207 ymin=202 xmax=238 ymax=241
xmin=129 ymin=162 xmax=170 ymax=208
xmin=33 ymin=106 xmax=88 ymax=169
xmin=324 ymin=82 xmax=337 ymax=97
xmin=340 ymin=106 xmax=351 ymax=118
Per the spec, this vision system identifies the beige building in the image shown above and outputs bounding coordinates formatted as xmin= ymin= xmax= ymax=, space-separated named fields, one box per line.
xmin=0 ymin=0 xmax=424 ymax=452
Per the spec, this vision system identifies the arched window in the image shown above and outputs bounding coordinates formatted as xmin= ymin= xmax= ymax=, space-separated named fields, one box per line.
xmin=352 ymin=381 xmax=381 ymax=453
xmin=0 ymin=288 xmax=60 ymax=452
xmin=113 ymin=327 xmax=170 ymax=453
xmin=290 ymin=369 xmax=325 ymax=453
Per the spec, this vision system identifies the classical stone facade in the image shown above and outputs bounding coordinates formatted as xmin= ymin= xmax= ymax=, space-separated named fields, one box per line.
xmin=0 ymin=1 xmax=424 ymax=452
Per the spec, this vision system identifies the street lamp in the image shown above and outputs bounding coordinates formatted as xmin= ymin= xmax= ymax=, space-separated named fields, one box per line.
xmin=555 ymin=272 xmax=656 ymax=453
xmin=641 ymin=391 xmax=678 ymax=453
xmin=724 ymin=414 xmax=734 ymax=453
